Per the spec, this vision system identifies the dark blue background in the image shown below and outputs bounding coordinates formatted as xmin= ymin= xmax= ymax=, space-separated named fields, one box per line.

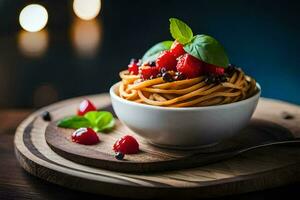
xmin=0 ymin=0 xmax=299 ymax=108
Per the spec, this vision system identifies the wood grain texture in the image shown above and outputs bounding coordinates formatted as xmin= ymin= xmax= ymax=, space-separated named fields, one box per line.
xmin=45 ymin=115 xmax=295 ymax=173
xmin=14 ymin=94 xmax=300 ymax=199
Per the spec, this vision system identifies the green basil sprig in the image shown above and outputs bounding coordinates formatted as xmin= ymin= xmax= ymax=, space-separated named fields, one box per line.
xmin=142 ymin=41 xmax=173 ymax=63
xmin=169 ymin=18 xmax=193 ymax=44
xmin=169 ymin=18 xmax=229 ymax=68
xmin=57 ymin=111 xmax=115 ymax=132
xmin=184 ymin=34 xmax=229 ymax=68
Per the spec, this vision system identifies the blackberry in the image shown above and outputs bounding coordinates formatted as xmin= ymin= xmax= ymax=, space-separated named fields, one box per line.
xmin=175 ymin=72 xmax=185 ymax=81
xmin=148 ymin=61 xmax=156 ymax=67
xmin=41 ymin=111 xmax=51 ymax=121
xmin=162 ymin=72 xmax=174 ymax=82
xmin=115 ymin=152 xmax=125 ymax=160
xmin=226 ymin=64 xmax=237 ymax=76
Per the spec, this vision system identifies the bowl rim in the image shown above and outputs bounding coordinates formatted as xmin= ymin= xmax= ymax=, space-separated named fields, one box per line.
xmin=110 ymin=81 xmax=261 ymax=111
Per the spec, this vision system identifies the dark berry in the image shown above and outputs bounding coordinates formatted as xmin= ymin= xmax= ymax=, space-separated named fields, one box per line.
xmin=162 ymin=72 xmax=174 ymax=82
xmin=175 ymin=72 xmax=185 ymax=80
xmin=204 ymin=77 xmax=211 ymax=84
xmin=148 ymin=61 xmax=156 ymax=67
xmin=220 ymin=75 xmax=227 ymax=82
xmin=41 ymin=111 xmax=51 ymax=121
xmin=115 ymin=152 xmax=125 ymax=160
xmin=210 ymin=76 xmax=216 ymax=83
xmin=226 ymin=64 xmax=237 ymax=77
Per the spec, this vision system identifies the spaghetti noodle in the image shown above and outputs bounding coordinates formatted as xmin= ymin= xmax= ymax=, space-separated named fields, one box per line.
xmin=118 ymin=68 xmax=257 ymax=107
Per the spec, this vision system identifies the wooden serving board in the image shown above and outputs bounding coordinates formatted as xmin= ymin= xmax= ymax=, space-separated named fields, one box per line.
xmin=14 ymin=94 xmax=300 ymax=199
xmin=45 ymin=108 xmax=295 ymax=173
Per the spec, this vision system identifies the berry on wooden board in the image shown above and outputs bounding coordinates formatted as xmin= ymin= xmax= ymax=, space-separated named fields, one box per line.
xmin=113 ymin=135 xmax=139 ymax=154
xmin=77 ymin=99 xmax=97 ymax=116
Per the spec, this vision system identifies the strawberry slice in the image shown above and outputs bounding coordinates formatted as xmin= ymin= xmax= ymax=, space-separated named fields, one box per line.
xmin=204 ymin=63 xmax=225 ymax=75
xmin=170 ymin=40 xmax=186 ymax=57
xmin=128 ymin=59 xmax=139 ymax=75
xmin=141 ymin=66 xmax=159 ymax=80
xmin=156 ymin=50 xmax=177 ymax=71
xmin=176 ymin=54 xmax=204 ymax=78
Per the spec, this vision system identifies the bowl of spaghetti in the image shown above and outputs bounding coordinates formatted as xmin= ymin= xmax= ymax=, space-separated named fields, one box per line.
xmin=110 ymin=18 xmax=261 ymax=148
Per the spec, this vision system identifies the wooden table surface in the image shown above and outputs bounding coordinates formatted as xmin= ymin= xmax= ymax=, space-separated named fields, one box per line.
xmin=2 ymin=110 xmax=300 ymax=200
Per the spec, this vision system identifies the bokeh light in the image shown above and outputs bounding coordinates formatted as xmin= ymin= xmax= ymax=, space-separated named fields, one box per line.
xmin=19 ymin=4 xmax=48 ymax=32
xmin=71 ymin=19 xmax=102 ymax=57
xmin=18 ymin=30 xmax=49 ymax=57
xmin=73 ymin=0 xmax=101 ymax=20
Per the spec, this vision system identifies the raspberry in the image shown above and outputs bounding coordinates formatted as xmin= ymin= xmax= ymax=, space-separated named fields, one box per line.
xmin=77 ymin=99 xmax=97 ymax=116
xmin=156 ymin=50 xmax=177 ymax=71
xmin=128 ymin=59 xmax=139 ymax=75
xmin=141 ymin=66 xmax=159 ymax=80
xmin=176 ymin=54 xmax=204 ymax=78
xmin=113 ymin=135 xmax=139 ymax=154
xmin=170 ymin=40 xmax=185 ymax=57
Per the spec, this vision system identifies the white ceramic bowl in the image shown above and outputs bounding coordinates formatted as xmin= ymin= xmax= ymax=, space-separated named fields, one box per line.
xmin=110 ymin=82 xmax=261 ymax=149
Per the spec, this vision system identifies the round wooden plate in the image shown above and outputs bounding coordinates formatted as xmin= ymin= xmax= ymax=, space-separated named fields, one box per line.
xmin=14 ymin=94 xmax=300 ymax=198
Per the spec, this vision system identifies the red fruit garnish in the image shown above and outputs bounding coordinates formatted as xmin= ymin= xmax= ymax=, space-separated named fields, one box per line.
xmin=77 ymin=99 xmax=97 ymax=116
xmin=72 ymin=128 xmax=100 ymax=145
xmin=170 ymin=40 xmax=185 ymax=57
xmin=113 ymin=135 xmax=139 ymax=154
xmin=176 ymin=54 xmax=204 ymax=78
xmin=156 ymin=50 xmax=177 ymax=71
xmin=141 ymin=66 xmax=159 ymax=80
xmin=205 ymin=63 xmax=225 ymax=75
xmin=128 ymin=59 xmax=139 ymax=75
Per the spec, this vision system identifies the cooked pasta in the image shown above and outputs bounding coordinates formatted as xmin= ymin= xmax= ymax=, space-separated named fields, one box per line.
xmin=117 ymin=68 xmax=257 ymax=107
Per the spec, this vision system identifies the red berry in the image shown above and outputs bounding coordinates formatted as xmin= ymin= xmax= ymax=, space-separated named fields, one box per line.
xmin=176 ymin=54 xmax=204 ymax=78
xmin=141 ymin=66 xmax=159 ymax=80
xmin=77 ymin=99 xmax=97 ymax=116
xmin=72 ymin=128 xmax=100 ymax=145
xmin=113 ymin=135 xmax=139 ymax=154
xmin=156 ymin=50 xmax=177 ymax=71
xmin=205 ymin=63 xmax=225 ymax=75
xmin=128 ymin=59 xmax=139 ymax=75
xmin=170 ymin=40 xmax=185 ymax=57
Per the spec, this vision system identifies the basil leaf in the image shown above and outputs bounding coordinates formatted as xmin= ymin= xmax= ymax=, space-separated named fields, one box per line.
xmin=84 ymin=111 xmax=115 ymax=132
xmin=84 ymin=111 xmax=100 ymax=127
xmin=169 ymin=18 xmax=193 ymax=45
xmin=142 ymin=41 xmax=173 ymax=63
xmin=95 ymin=112 xmax=115 ymax=132
xmin=57 ymin=116 xmax=91 ymax=129
xmin=184 ymin=34 xmax=229 ymax=68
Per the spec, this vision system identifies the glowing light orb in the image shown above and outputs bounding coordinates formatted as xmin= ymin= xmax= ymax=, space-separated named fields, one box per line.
xmin=19 ymin=4 xmax=48 ymax=32
xmin=73 ymin=0 xmax=101 ymax=20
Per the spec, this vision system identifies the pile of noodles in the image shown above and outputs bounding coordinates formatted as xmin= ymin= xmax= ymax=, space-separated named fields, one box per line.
xmin=118 ymin=68 xmax=257 ymax=107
